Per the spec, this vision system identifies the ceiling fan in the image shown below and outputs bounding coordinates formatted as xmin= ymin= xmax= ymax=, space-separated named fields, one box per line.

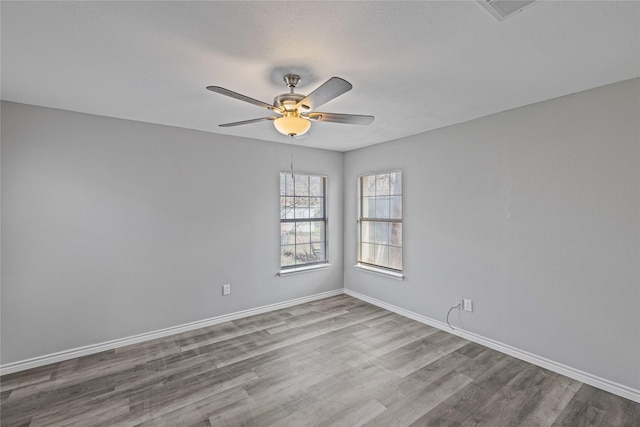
xmin=206 ymin=74 xmax=374 ymax=137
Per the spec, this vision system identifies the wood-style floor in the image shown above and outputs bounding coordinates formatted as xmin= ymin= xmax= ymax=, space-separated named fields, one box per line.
xmin=1 ymin=295 xmax=639 ymax=426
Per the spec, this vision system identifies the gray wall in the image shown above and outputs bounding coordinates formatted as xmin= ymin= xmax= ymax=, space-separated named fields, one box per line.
xmin=3 ymin=78 xmax=639 ymax=393
xmin=1 ymin=102 xmax=344 ymax=364
xmin=344 ymin=78 xmax=640 ymax=391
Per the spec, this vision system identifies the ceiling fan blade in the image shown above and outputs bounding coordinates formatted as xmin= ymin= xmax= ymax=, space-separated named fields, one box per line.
xmin=307 ymin=112 xmax=374 ymax=125
xmin=219 ymin=116 xmax=279 ymax=127
xmin=296 ymin=77 xmax=352 ymax=111
xmin=207 ymin=86 xmax=279 ymax=111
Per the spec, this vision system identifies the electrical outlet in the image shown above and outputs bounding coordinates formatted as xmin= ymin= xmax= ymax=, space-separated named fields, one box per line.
xmin=457 ymin=298 xmax=463 ymax=309
xmin=463 ymin=299 xmax=473 ymax=312
xmin=222 ymin=284 xmax=231 ymax=296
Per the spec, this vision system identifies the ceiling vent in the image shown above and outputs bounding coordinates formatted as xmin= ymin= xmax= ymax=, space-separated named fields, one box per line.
xmin=478 ymin=0 xmax=537 ymax=21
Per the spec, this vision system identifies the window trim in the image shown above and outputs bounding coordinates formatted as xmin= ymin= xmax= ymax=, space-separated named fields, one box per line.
xmin=356 ymin=169 xmax=403 ymax=274
xmin=279 ymin=172 xmax=329 ymax=272
xmin=278 ymin=263 xmax=332 ymax=276
xmin=354 ymin=263 xmax=404 ymax=280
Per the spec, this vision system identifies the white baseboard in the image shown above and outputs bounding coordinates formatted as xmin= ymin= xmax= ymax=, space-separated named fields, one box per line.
xmin=0 ymin=289 xmax=344 ymax=376
xmin=344 ymin=289 xmax=640 ymax=404
xmin=4 ymin=287 xmax=638 ymax=404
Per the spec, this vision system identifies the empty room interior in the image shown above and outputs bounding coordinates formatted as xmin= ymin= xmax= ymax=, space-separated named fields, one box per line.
xmin=1 ymin=1 xmax=639 ymax=426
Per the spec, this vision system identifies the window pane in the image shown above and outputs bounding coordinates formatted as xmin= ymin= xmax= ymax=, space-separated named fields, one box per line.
xmin=390 ymin=223 xmax=402 ymax=247
xmin=362 ymin=175 xmax=375 ymax=197
xmin=294 ymin=197 xmax=310 ymax=218
xmin=282 ymin=197 xmax=295 ymax=219
xmin=281 ymin=245 xmax=295 ymax=266
xmin=295 ymin=222 xmax=311 ymax=243
xmin=362 ymin=196 xmax=375 ymax=218
xmin=390 ymin=172 xmax=402 ymax=195
xmin=294 ymin=174 xmax=309 ymax=196
xmin=282 ymin=196 xmax=302 ymax=219
xmin=295 ymin=244 xmax=311 ymax=264
xmin=361 ymin=221 xmax=374 ymax=243
xmin=280 ymin=173 xmax=285 ymax=195
xmin=310 ymin=197 xmax=324 ymax=218
xmin=309 ymin=176 xmax=323 ymax=197
xmin=281 ymin=173 xmax=294 ymax=196
xmin=375 ymin=174 xmax=390 ymax=196
xmin=389 ymin=247 xmax=402 ymax=270
xmin=310 ymin=242 xmax=325 ymax=262
xmin=361 ymin=243 xmax=375 ymax=264
xmin=311 ymin=222 xmax=325 ymax=243
xmin=375 ymin=196 xmax=390 ymax=218
xmin=280 ymin=197 xmax=287 ymax=219
xmin=281 ymin=223 xmax=295 ymax=245
xmin=374 ymin=222 xmax=389 ymax=244
xmin=390 ymin=196 xmax=402 ymax=219
xmin=374 ymin=244 xmax=389 ymax=267
xmin=295 ymin=234 xmax=311 ymax=244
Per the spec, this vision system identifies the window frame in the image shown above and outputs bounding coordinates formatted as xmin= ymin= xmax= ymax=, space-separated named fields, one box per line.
xmin=279 ymin=171 xmax=329 ymax=271
xmin=356 ymin=170 xmax=403 ymax=277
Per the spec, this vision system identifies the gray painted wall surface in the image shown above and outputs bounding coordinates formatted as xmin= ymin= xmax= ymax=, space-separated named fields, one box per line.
xmin=343 ymin=78 xmax=640 ymax=390
xmin=1 ymin=102 xmax=344 ymax=363
xmin=2 ymin=79 xmax=639 ymax=393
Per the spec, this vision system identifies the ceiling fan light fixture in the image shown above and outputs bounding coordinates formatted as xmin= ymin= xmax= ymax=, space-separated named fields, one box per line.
xmin=273 ymin=114 xmax=311 ymax=136
xmin=208 ymin=74 xmax=373 ymax=137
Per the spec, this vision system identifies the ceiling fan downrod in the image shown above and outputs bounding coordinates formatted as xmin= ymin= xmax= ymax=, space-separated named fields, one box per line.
xmin=283 ymin=74 xmax=300 ymax=93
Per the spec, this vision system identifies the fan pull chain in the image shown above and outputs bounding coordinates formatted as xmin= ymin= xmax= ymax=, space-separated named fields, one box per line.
xmin=290 ymin=135 xmax=295 ymax=178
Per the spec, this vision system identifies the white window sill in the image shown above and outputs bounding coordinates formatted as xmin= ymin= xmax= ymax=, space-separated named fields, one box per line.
xmin=354 ymin=264 xmax=404 ymax=281
xmin=278 ymin=264 xmax=331 ymax=276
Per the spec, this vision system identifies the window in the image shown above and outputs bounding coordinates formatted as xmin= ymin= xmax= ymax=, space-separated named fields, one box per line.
xmin=358 ymin=171 xmax=403 ymax=271
xmin=280 ymin=172 xmax=327 ymax=269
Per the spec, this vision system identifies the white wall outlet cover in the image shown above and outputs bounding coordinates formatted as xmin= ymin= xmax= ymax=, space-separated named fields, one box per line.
xmin=222 ymin=284 xmax=231 ymax=296
xmin=463 ymin=299 xmax=473 ymax=312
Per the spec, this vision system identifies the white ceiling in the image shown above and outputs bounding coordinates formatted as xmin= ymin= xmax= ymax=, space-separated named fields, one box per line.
xmin=2 ymin=1 xmax=639 ymax=152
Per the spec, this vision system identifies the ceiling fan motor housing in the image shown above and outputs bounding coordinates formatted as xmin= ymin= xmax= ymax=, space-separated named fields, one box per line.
xmin=274 ymin=93 xmax=305 ymax=112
